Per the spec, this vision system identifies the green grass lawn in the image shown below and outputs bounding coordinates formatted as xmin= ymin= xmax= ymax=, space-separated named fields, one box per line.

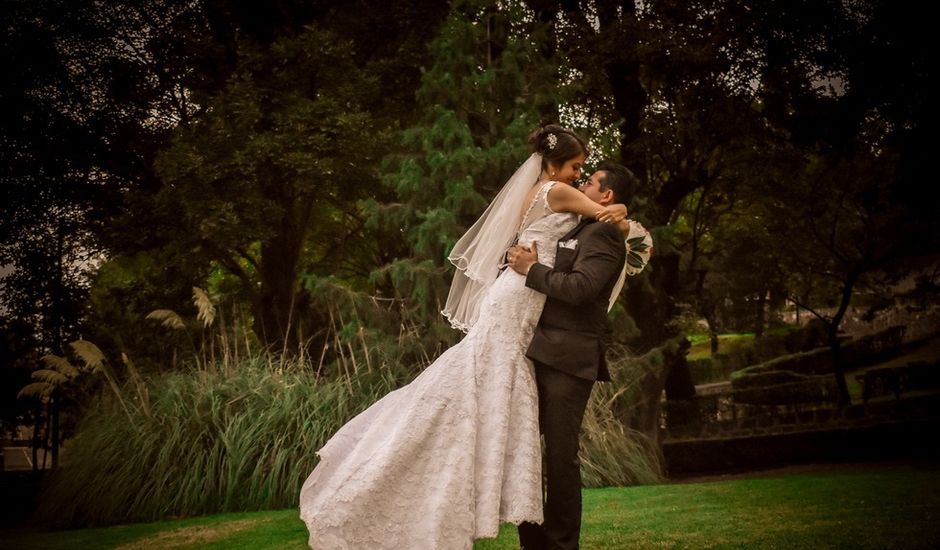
xmin=686 ymin=333 xmax=755 ymax=362
xmin=4 ymin=461 xmax=938 ymax=549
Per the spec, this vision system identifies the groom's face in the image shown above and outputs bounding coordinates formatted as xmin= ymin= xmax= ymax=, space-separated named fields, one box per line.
xmin=581 ymin=171 xmax=613 ymax=206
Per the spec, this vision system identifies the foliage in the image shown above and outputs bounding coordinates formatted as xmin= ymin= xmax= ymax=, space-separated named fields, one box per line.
xmin=840 ymin=325 xmax=907 ymax=365
xmin=14 ymin=338 xmax=153 ymax=467
xmin=1 ymin=0 xmax=258 ymax=449
xmin=728 ymin=324 xmax=912 ymax=405
xmin=4 ymin=1 xmax=936 ymax=521
xmin=299 ymin=274 xmax=442 ymax=382
xmin=2 ymin=0 xmax=449 ymax=375
xmin=686 ymin=333 xmax=754 ymax=358
xmin=33 ymin=281 xmax=431 ymax=525
xmin=733 ymin=348 xmax=833 ymax=380
xmin=33 ymin=323 xmax=665 ymax=526
xmin=685 ymin=357 xmax=730 ymax=386
xmin=1 ymin=0 xmax=228 ymax=354
xmin=150 ymin=25 xmax=384 ymax=353
xmin=34 ymin=353 xmax=411 ymax=527
xmin=0 ymin=317 xmax=39 ymax=434
xmin=365 ymin=1 xmax=563 ymax=346
xmin=79 ymin=248 xmax=212 ymax=374
xmin=684 ymin=326 xmax=831 ymax=384
xmin=579 ymin=353 xmax=665 ymax=487
xmin=603 ymin=337 xmax=691 ymax=443
xmin=732 ymin=373 xmax=838 ymax=406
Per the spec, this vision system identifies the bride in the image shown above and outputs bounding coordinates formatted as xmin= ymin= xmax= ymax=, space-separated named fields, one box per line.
xmin=299 ymin=124 xmax=643 ymax=549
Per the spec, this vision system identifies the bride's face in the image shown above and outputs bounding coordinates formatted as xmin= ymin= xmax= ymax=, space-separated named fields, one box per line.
xmin=548 ymin=153 xmax=587 ymax=186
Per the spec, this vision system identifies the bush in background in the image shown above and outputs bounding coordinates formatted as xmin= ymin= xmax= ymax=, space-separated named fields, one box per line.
xmin=34 ymin=338 xmax=672 ymax=526
xmin=34 ymin=355 xmax=409 ymax=527
xmin=580 ymin=343 xmax=671 ymax=487
xmin=687 ymin=323 xmax=832 ymax=385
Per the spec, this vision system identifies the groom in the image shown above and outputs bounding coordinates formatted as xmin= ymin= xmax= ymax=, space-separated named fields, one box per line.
xmin=507 ymin=162 xmax=638 ymax=550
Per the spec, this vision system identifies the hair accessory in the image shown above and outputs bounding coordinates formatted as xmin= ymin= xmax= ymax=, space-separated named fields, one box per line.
xmin=546 ymin=133 xmax=557 ymax=150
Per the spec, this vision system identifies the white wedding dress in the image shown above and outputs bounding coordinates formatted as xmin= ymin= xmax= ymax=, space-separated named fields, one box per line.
xmin=299 ymin=182 xmax=578 ymax=549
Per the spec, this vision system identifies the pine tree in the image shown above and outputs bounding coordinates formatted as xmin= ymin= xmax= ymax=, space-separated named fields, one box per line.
xmin=366 ymin=1 xmax=564 ymax=350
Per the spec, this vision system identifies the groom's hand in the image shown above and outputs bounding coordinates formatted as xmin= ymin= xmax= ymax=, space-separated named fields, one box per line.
xmin=507 ymin=242 xmax=539 ymax=275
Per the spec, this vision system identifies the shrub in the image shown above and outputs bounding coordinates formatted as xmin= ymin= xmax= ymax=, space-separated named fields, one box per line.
xmin=782 ymin=320 xmax=829 ymax=352
xmin=687 ymin=356 xmax=737 ymax=385
xmin=580 ymin=393 xmax=664 ymax=488
xmin=729 ymin=347 xmax=841 ymax=406
xmin=579 ymin=344 xmax=671 ymax=488
xmin=732 ymin=375 xmax=838 ymax=405
xmin=841 ymin=325 xmax=908 ymax=367
xmin=733 ymin=348 xmax=834 ymax=380
xmin=751 ymin=333 xmax=790 ymax=360
xmin=36 ymin=344 xmax=668 ymax=525
xmin=732 ymin=369 xmax=807 ymax=388
xmin=710 ymin=351 xmax=741 ymax=374
xmin=35 ymin=356 xmax=409 ymax=527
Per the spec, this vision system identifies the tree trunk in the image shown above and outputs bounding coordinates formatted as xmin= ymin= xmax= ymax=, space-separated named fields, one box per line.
xmin=755 ymin=290 xmax=767 ymax=337
xmin=827 ymin=271 xmax=861 ymax=407
xmin=696 ymin=272 xmax=720 ymax=354
xmin=608 ymin=65 xmax=646 ymax=177
xmin=249 ymin=179 xmax=311 ymax=352
xmin=51 ymin=390 xmax=60 ymax=469
xmin=41 ymin=399 xmax=51 ymax=470
xmin=31 ymin=403 xmax=41 ymax=473
xmin=664 ymin=346 xmax=696 ymax=402
xmin=595 ymin=1 xmax=647 ymax=179
xmin=629 ymin=338 xmax=692 ymax=447
xmin=255 ymin=240 xmax=301 ymax=352
xmin=828 ymin=325 xmax=851 ymax=408
xmin=627 ymin=252 xmax=682 ymax=351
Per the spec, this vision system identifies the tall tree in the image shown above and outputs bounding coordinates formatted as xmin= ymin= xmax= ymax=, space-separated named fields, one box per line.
xmin=2 ymin=1 xmax=106 ymax=354
xmin=511 ymin=1 xmax=932 ymax=437
xmin=678 ymin=0 xmax=933 ymax=406
xmin=153 ymin=27 xmax=384 ymax=352
xmin=755 ymin=146 xmax=933 ymax=405
xmin=71 ymin=0 xmax=446 ymax=363
xmin=367 ymin=1 xmax=563 ymax=351
xmin=1 ymin=0 xmax=236 ymax=355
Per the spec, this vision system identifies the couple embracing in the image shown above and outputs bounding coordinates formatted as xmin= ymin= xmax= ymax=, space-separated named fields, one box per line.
xmin=299 ymin=124 xmax=650 ymax=550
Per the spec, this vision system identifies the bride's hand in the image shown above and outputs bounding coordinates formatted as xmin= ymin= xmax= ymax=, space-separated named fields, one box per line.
xmin=596 ymin=203 xmax=627 ymax=224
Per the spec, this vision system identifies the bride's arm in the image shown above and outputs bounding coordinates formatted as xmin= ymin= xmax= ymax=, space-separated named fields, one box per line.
xmin=546 ymin=183 xmax=627 ymax=222
xmin=615 ymin=219 xmax=631 ymax=237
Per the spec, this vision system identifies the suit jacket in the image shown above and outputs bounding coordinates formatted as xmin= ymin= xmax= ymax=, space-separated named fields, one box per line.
xmin=524 ymin=218 xmax=625 ymax=382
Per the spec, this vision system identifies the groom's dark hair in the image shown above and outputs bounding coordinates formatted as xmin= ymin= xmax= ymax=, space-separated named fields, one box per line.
xmin=596 ymin=162 xmax=639 ymax=204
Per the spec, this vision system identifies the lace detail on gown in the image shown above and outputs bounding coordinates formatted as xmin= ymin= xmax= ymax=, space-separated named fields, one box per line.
xmin=299 ymin=181 xmax=578 ymax=549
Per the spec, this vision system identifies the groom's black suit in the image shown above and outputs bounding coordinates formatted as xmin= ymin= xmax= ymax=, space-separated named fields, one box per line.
xmin=518 ymin=218 xmax=626 ymax=550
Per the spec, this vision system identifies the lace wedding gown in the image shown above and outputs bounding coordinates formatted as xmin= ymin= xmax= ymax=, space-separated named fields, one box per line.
xmin=299 ymin=182 xmax=578 ymax=549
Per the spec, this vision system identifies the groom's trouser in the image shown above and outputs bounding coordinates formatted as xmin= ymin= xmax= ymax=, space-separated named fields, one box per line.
xmin=518 ymin=361 xmax=594 ymax=550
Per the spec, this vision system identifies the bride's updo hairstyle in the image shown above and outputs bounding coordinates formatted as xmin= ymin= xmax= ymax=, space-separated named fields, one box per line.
xmin=527 ymin=123 xmax=589 ymax=173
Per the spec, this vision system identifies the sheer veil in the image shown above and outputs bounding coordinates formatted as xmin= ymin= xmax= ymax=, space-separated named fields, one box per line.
xmin=442 ymin=153 xmax=542 ymax=332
